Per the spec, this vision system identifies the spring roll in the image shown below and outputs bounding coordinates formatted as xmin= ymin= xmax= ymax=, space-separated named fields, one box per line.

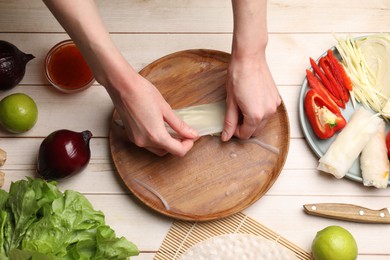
xmin=360 ymin=121 xmax=389 ymax=188
xmin=317 ymin=107 xmax=383 ymax=179
xmin=169 ymin=101 xmax=226 ymax=137
xmin=115 ymin=101 xmax=226 ymax=137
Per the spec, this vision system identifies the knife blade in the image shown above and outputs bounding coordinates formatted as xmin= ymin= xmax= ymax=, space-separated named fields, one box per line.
xmin=303 ymin=203 xmax=390 ymax=223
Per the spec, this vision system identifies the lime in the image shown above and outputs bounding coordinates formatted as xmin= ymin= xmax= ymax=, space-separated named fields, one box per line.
xmin=0 ymin=93 xmax=38 ymax=133
xmin=312 ymin=225 xmax=358 ymax=260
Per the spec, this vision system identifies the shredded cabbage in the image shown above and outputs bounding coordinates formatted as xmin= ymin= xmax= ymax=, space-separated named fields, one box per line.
xmin=335 ymin=33 xmax=390 ymax=118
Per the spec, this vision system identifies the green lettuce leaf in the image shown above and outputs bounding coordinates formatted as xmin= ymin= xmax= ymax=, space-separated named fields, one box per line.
xmin=0 ymin=178 xmax=139 ymax=259
xmin=8 ymin=248 xmax=56 ymax=260
xmin=6 ymin=178 xmax=61 ymax=254
xmin=94 ymin=226 xmax=140 ymax=259
xmin=22 ymin=190 xmax=105 ymax=257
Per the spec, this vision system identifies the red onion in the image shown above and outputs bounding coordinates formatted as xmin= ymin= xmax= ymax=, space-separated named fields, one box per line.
xmin=0 ymin=40 xmax=34 ymax=90
xmin=37 ymin=129 xmax=92 ymax=180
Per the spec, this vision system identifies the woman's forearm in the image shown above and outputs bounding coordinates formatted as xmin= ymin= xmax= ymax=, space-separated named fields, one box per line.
xmin=43 ymin=0 xmax=198 ymax=156
xmin=222 ymin=0 xmax=279 ymax=141
xmin=42 ymin=0 xmax=138 ymax=91
xmin=231 ymin=0 xmax=269 ymax=61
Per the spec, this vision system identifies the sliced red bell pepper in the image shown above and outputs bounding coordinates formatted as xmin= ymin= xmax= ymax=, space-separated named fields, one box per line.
xmin=304 ymin=89 xmax=346 ymax=139
xmin=326 ymin=49 xmax=353 ymax=91
xmin=319 ymin=56 xmax=347 ymax=104
xmin=323 ymin=55 xmax=350 ymax=103
xmin=309 ymin=58 xmax=329 ymax=84
xmin=306 ymin=69 xmax=343 ymax=109
xmin=309 ymin=58 xmax=345 ymax=108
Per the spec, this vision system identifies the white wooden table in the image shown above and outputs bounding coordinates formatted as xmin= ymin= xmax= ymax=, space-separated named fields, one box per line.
xmin=1 ymin=1 xmax=390 ymax=259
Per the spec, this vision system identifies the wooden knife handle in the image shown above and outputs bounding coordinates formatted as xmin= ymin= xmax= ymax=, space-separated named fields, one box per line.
xmin=303 ymin=203 xmax=390 ymax=223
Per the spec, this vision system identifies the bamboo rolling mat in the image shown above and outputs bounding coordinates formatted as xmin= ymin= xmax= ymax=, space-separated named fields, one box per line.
xmin=154 ymin=212 xmax=312 ymax=259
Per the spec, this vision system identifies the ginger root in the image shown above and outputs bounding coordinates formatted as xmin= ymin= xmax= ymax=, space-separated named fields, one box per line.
xmin=0 ymin=171 xmax=4 ymax=187
xmin=0 ymin=148 xmax=6 ymax=166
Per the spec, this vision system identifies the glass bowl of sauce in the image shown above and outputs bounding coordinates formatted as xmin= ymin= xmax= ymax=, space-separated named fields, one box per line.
xmin=45 ymin=40 xmax=94 ymax=93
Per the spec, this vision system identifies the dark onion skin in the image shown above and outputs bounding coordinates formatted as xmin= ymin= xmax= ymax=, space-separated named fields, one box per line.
xmin=0 ymin=40 xmax=35 ymax=90
xmin=37 ymin=129 xmax=92 ymax=180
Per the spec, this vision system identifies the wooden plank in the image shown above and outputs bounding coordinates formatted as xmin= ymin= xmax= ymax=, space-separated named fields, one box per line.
xmin=0 ymin=138 xmax=311 ymax=176
xmin=0 ymin=138 xmax=315 ymax=172
xmin=0 ymin=33 xmax=375 ymax=86
xmin=1 ymin=137 xmax=386 ymax=198
xmin=268 ymin=169 xmax=390 ymax=197
xmin=0 ymin=0 xmax=389 ymax=33
xmin=0 ymin=32 xmax=364 ymax=140
xmin=0 ymin=86 xmax=113 ymax=138
xmin=0 ymin=83 xmax=304 ymax=138
xmin=3 ymin=167 xmax=387 ymax=198
xmin=268 ymin=0 xmax=390 ymax=33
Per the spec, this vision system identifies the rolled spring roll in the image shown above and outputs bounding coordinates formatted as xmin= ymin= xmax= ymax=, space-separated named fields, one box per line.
xmin=360 ymin=121 xmax=389 ymax=188
xmin=317 ymin=107 xmax=383 ymax=179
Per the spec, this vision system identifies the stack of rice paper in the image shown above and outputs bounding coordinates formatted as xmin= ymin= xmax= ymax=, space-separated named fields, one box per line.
xmin=317 ymin=107 xmax=389 ymax=188
xmin=179 ymin=234 xmax=298 ymax=260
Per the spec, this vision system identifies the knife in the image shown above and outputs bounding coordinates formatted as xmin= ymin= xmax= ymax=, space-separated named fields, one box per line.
xmin=303 ymin=203 xmax=390 ymax=223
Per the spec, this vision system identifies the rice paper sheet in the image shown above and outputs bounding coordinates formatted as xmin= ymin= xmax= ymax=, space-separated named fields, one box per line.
xmin=179 ymin=234 xmax=298 ymax=260
xmin=360 ymin=121 xmax=389 ymax=188
xmin=317 ymin=107 xmax=384 ymax=179
xmin=167 ymin=101 xmax=226 ymax=137
xmin=116 ymin=101 xmax=226 ymax=137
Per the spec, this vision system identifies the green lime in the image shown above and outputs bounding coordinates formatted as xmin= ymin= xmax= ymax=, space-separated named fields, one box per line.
xmin=312 ymin=225 xmax=358 ymax=260
xmin=0 ymin=93 xmax=38 ymax=133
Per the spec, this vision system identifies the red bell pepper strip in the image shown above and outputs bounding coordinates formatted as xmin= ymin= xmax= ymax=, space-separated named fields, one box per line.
xmin=319 ymin=56 xmax=347 ymax=104
xmin=306 ymin=69 xmax=343 ymax=109
xmin=304 ymin=89 xmax=346 ymax=139
xmin=309 ymin=58 xmax=344 ymax=108
xmin=323 ymin=55 xmax=350 ymax=103
xmin=326 ymin=49 xmax=353 ymax=91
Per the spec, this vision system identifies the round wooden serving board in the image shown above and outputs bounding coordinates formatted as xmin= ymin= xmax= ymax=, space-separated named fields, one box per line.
xmin=109 ymin=49 xmax=290 ymax=221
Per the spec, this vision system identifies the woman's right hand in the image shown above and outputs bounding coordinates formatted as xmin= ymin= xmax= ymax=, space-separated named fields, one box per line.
xmin=106 ymin=68 xmax=199 ymax=157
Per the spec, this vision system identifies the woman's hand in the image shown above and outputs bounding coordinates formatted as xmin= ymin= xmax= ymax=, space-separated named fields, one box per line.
xmin=109 ymin=71 xmax=199 ymax=157
xmin=222 ymin=55 xmax=281 ymax=141
xmin=222 ymin=0 xmax=280 ymax=142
